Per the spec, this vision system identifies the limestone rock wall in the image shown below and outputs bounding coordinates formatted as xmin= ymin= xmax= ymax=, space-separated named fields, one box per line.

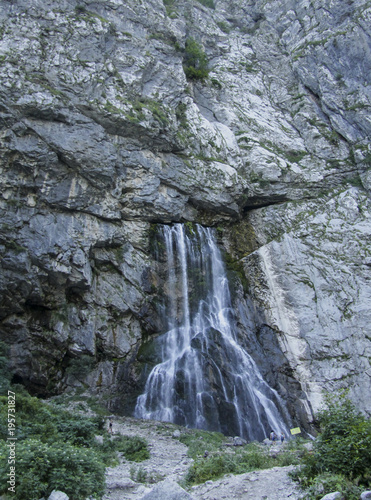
xmin=0 ymin=0 xmax=370 ymax=422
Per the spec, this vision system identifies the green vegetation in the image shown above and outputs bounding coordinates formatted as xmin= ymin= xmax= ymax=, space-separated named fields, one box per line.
xmin=224 ymin=252 xmax=249 ymax=294
xmin=0 ymin=376 xmax=150 ymax=500
xmin=210 ymin=77 xmax=222 ymax=89
xmin=66 ymin=354 xmax=95 ymax=380
xmin=290 ymin=391 xmax=371 ymax=499
xmin=0 ymin=393 xmax=106 ymax=499
xmin=179 ymin=429 xmax=225 ymax=458
xmin=177 ymin=391 xmax=370 ymax=494
xmin=184 ymin=221 xmax=195 ymax=236
xmin=113 ymin=435 xmax=150 ymax=462
xmin=183 ymin=37 xmax=209 ymax=81
xmin=130 ymin=465 xmax=163 ymax=484
xmin=0 ymin=438 xmax=106 ymax=500
xmin=163 ymin=0 xmax=178 ymax=18
xmin=217 ymin=21 xmax=231 ymax=33
xmin=179 ymin=430 xmax=300 ymax=486
xmin=0 ymin=393 xmax=151 ymax=499
xmin=128 ymin=98 xmax=170 ymax=126
xmin=75 ymin=5 xmax=87 ymax=14
xmin=196 ymin=0 xmax=215 ymax=9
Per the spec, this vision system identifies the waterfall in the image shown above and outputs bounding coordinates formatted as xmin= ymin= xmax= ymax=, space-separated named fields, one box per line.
xmin=135 ymin=224 xmax=290 ymax=441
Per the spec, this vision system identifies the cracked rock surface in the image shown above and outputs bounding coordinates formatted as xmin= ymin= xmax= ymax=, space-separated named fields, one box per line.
xmin=0 ymin=0 xmax=370 ymax=422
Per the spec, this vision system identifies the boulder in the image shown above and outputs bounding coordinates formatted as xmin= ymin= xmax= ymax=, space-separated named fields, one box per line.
xmin=140 ymin=479 xmax=194 ymax=500
xmin=319 ymin=493 xmax=341 ymax=500
xmin=48 ymin=492 xmax=69 ymax=500
xmin=233 ymin=436 xmax=247 ymax=446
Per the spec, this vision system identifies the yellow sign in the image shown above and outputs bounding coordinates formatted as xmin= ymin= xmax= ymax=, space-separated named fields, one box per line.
xmin=290 ymin=427 xmax=301 ymax=435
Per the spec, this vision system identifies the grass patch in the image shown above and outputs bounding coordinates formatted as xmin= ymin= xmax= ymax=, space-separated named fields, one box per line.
xmin=179 ymin=429 xmax=226 ymax=458
xmin=178 ymin=428 xmax=301 ymax=486
xmin=183 ymin=439 xmax=300 ymax=486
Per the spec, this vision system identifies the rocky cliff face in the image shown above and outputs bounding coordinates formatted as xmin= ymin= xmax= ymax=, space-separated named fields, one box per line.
xmin=0 ymin=0 xmax=370 ymax=426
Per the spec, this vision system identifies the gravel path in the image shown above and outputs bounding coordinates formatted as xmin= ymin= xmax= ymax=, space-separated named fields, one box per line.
xmin=103 ymin=417 xmax=301 ymax=500
xmin=103 ymin=417 xmax=193 ymax=500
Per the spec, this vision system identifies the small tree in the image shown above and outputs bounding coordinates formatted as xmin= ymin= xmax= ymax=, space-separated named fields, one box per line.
xmin=299 ymin=391 xmax=371 ymax=487
xmin=183 ymin=37 xmax=209 ymax=81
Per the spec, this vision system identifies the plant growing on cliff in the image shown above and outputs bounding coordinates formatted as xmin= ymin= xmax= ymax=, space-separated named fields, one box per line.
xmin=196 ymin=0 xmax=215 ymax=8
xmin=183 ymin=37 xmax=209 ymax=81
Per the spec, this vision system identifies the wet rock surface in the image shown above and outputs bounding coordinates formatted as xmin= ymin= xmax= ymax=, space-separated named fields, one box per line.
xmin=0 ymin=0 xmax=370 ymax=423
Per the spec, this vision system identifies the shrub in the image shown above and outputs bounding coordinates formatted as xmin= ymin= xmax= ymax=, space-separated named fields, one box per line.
xmin=292 ymin=391 xmax=371 ymax=492
xmin=113 ymin=435 xmax=150 ymax=462
xmin=183 ymin=37 xmax=209 ymax=81
xmin=0 ymin=392 xmax=117 ymax=499
xmin=0 ymin=395 xmax=99 ymax=446
xmin=75 ymin=5 xmax=87 ymax=14
xmin=302 ymin=473 xmax=362 ymax=500
xmin=0 ymin=438 xmax=105 ymax=500
xmin=186 ymin=454 xmax=236 ymax=484
xmin=217 ymin=21 xmax=231 ymax=33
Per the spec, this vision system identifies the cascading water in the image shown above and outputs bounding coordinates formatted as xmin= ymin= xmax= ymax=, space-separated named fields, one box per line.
xmin=135 ymin=224 xmax=291 ymax=441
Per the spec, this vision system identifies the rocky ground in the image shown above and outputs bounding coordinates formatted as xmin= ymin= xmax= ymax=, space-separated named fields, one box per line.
xmin=103 ymin=416 xmax=301 ymax=500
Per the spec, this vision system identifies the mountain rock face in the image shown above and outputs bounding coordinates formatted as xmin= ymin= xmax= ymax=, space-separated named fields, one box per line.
xmin=0 ymin=0 xmax=370 ymax=428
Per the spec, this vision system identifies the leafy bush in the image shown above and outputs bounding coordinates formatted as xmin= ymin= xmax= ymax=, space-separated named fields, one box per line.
xmin=186 ymin=454 xmax=236 ymax=484
xmin=0 ymin=393 xmax=120 ymax=499
xmin=300 ymin=473 xmax=362 ymax=500
xmin=113 ymin=435 xmax=150 ymax=462
xmin=183 ymin=37 xmax=209 ymax=81
xmin=0 ymin=438 xmax=105 ymax=500
xmin=292 ymin=391 xmax=371 ymax=495
xmin=0 ymin=395 xmax=98 ymax=446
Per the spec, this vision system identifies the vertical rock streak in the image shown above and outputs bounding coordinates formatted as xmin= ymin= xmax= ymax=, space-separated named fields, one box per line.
xmin=135 ymin=224 xmax=290 ymax=440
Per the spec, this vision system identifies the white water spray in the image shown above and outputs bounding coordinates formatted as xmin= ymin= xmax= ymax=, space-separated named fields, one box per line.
xmin=135 ymin=224 xmax=290 ymax=440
